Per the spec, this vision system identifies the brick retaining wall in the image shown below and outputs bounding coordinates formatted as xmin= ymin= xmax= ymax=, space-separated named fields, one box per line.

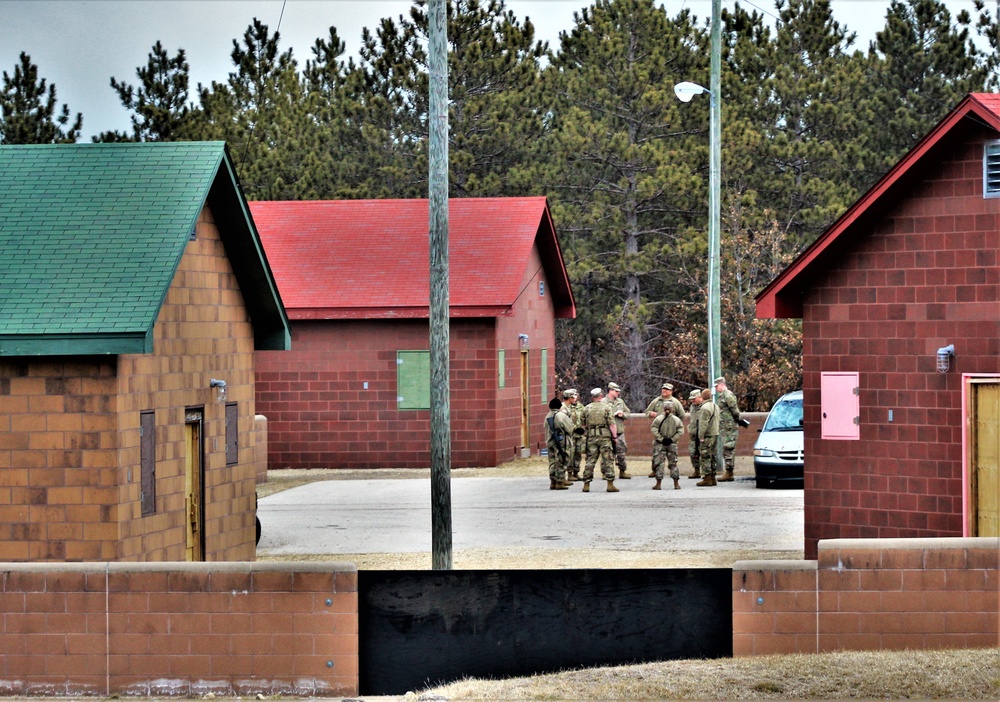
xmin=733 ymin=538 xmax=999 ymax=655
xmin=0 ymin=562 xmax=358 ymax=697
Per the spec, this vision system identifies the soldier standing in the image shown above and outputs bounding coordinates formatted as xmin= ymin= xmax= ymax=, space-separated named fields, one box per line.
xmin=604 ymin=382 xmax=631 ymax=480
xmin=645 ymin=383 xmax=686 ymax=477
xmin=581 ymin=388 xmax=619 ymax=493
xmin=564 ymin=389 xmax=585 ymax=481
xmin=697 ymin=388 xmax=720 ymax=486
xmin=714 ymin=376 xmax=742 ymax=482
xmin=651 ymin=403 xmax=683 ymax=490
xmin=544 ymin=398 xmax=574 ymax=490
xmin=687 ymin=389 xmax=702 ymax=479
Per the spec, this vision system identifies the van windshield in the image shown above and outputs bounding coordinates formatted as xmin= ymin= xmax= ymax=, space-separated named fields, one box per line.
xmin=763 ymin=398 xmax=803 ymax=432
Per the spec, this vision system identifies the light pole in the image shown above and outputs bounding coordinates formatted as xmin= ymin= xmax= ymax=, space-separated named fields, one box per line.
xmin=675 ymin=0 xmax=722 ymax=471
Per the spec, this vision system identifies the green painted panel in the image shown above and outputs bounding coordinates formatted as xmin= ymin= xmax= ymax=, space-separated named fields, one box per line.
xmin=397 ymin=351 xmax=430 ymax=410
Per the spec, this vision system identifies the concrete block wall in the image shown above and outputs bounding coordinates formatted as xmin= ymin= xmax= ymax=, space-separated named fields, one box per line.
xmin=733 ymin=537 xmax=999 ymax=656
xmin=0 ymin=562 xmax=358 ymax=697
xmin=800 ymin=130 xmax=1000 ymax=556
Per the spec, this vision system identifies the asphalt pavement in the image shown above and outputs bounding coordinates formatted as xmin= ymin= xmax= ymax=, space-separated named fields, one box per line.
xmin=256 ymin=474 xmax=804 ymax=558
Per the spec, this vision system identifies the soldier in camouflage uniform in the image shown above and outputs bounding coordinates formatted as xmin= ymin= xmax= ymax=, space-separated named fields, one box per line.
xmin=581 ymin=388 xmax=619 ymax=493
xmin=604 ymin=382 xmax=631 ymax=479
xmin=645 ymin=383 xmax=686 ymax=477
xmin=714 ymin=376 xmax=742 ymax=482
xmin=696 ymin=388 xmax=720 ymax=486
xmin=544 ymin=397 xmax=575 ymax=490
xmin=563 ymin=389 xmax=585 ymax=481
xmin=651 ymin=403 xmax=683 ymax=490
xmin=687 ymin=389 xmax=702 ymax=479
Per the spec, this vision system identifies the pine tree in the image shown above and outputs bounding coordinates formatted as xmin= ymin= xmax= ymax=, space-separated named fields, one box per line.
xmin=0 ymin=52 xmax=81 ymax=144
xmin=96 ymin=41 xmax=193 ymax=142
xmin=538 ymin=0 xmax=708 ymax=399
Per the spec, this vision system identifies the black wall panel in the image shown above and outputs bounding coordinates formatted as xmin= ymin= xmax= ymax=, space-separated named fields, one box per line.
xmin=359 ymin=568 xmax=732 ymax=695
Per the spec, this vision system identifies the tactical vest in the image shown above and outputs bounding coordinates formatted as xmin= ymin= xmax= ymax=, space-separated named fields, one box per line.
xmin=585 ymin=402 xmax=610 ymax=434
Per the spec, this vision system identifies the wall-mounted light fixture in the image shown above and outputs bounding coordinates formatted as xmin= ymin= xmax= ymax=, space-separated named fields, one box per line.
xmin=936 ymin=345 xmax=954 ymax=373
xmin=519 ymin=334 xmax=529 ymax=350
xmin=210 ymin=378 xmax=228 ymax=402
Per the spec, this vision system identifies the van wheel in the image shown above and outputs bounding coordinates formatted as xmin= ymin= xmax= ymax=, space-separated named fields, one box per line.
xmin=755 ymin=477 xmax=770 ymax=489
xmin=255 ymin=516 xmax=262 ymax=545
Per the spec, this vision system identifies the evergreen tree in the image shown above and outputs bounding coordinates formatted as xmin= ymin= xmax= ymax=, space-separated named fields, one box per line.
xmin=96 ymin=41 xmax=193 ymax=142
xmin=193 ymin=18 xmax=309 ymax=200
xmin=539 ymin=0 xmax=708 ymax=399
xmin=0 ymin=52 xmax=81 ymax=144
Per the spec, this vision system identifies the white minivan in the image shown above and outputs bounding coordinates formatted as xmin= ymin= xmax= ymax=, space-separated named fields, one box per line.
xmin=753 ymin=390 xmax=803 ymax=488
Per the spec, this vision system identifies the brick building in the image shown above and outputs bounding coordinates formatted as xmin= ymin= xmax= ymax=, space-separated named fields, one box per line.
xmin=756 ymin=93 xmax=1000 ymax=558
xmin=0 ymin=143 xmax=289 ymax=561
xmin=250 ymin=197 xmax=575 ymax=469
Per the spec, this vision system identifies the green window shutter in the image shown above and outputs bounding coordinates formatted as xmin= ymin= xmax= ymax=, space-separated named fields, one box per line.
xmin=397 ymin=351 xmax=430 ymax=410
xmin=498 ymin=349 xmax=506 ymax=388
xmin=541 ymin=348 xmax=548 ymax=401
xmin=985 ymin=141 xmax=1000 ymax=198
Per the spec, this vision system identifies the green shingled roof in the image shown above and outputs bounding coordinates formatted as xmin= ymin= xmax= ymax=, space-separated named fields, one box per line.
xmin=0 ymin=142 xmax=290 ymax=355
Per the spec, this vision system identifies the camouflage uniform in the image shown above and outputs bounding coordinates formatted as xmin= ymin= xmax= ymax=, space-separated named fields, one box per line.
xmin=651 ymin=406 xmax=683 ymax=482
xmin=714 ymin=377 xmax=742 ymax=473
xmin=687 ymin=389 xmax=702 ymax=478
xmin=582 ymin=395 xmax=616 ymax=482
xmin=644 ymin=387 xmax=686 ymax=432
xmin=545 ymin=403 xmax=575 ymax=483
xmin=604 ymin=382 xmax=631 ymax=477
xmin=697 ymin=392 xmax=720 ymax=478
xmin=565 ymin=393 xmax=585 ymax=479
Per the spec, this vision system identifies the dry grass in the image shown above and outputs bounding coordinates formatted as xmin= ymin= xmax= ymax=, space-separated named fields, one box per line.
xmin=423 ymin=648 xmax=1000 ymax=700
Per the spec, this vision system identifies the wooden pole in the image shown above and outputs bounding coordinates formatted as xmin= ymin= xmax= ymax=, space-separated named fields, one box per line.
xmin=427 ymin=0 xmax=453 ymax=570
xmin=709 ymin=0 xmax=723 ymax=470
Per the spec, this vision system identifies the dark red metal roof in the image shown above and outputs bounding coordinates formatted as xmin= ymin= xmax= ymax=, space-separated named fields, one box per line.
xmin=756 ymin=93 xmax=1000 ymax=319
xmin=249 ymin=197 xmax=575 ymax=320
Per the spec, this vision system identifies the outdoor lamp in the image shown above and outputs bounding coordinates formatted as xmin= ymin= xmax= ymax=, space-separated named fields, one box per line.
xmin=936 ymin=345 xmax=954 ymax=373
xmin=210 ymin=378 xmax=228 ymax=402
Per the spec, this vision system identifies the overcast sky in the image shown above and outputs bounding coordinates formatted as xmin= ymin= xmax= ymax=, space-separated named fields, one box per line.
xmin=0 ymin=0 xmax=984 ymax=139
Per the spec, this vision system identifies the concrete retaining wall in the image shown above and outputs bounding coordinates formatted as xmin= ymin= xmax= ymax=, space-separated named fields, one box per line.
xmin=733 ymin=538 xmax=999 ymax=655
xmin=0 ymin=562 xmax=358 ymax=697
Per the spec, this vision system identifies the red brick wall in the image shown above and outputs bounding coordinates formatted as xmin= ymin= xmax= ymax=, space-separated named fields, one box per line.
xmin=0 ymin=562 xmax=357 ymax=697
xmin=256 ymin=319 xmax=502 ymax=469
xmin=801 ymin=130 xmax=1000 ymax=557
xmin=255 ymin=245 xmax=561 ymax=469
xmin=733 ymin=538 xmax=999 ymax=655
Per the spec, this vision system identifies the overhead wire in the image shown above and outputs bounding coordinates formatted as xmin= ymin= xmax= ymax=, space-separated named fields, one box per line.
xmin=238 ymin=0 xmax=288 ymax=177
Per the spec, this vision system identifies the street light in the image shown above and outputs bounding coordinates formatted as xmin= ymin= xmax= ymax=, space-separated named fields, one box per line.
xmin=673 ymin=77 xmax=721 ymax=408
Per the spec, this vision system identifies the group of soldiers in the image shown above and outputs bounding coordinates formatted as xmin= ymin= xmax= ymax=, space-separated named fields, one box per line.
xmin=544 ymin=377 xmax=744 ymax=493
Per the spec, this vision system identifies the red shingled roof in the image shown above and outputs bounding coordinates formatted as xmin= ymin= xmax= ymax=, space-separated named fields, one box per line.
xmin=249 ymin=197 xmax=575 ymax=320
xmin=756 ymin=93 xmax=1000 ymax=319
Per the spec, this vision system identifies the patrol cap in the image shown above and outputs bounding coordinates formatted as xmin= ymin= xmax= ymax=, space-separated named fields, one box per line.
xmin=563 ymin=389 xmax=578 ymax=398
xmin=662 ymin=383 xmax=673 ymax=390
xmin=688 ymin=389 xmax=701 ymax=401
xmin=607 ymin=382 xmax=621 ymax=392
xmin=714 ymin=376 xmax=726 ymax=385
xmin=591 ymin=387 xmax=603 ymax=397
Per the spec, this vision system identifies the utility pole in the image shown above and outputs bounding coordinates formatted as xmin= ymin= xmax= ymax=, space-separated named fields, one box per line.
xmin=709 ymin=0 xmax=723 ymax=469
xmin=427 ymin=0 xmax=452 ymax=570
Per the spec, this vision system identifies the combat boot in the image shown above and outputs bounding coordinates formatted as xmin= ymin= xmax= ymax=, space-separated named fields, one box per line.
xmin=618 ymin=471 xmax=631 ymax=480
xmin=696 ymin=474 xmax=717 ymax=487
xmin=718 ymin=470 xmax=734 ymax=482
xmin=673 ymin=478 xmax=681 ymax=490
xmin=651 ymin=479 xmax=662 ymax=490
xmin=569 ymin=472 xmax=581 ymax=482
xmin=688 ymin=470 xmax=701 ymax=479
xmin=581 ymin=481 xmax=590 ymax=493
xmin=550 ymin=479 xmax=569 ymax=490
xmin=647 ymin=469 xmax=656 ymax=477
xmin=606 ymin=479 xmax=619 ymax=493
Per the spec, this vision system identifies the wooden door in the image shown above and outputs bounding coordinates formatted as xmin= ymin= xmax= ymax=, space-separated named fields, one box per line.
xmin=971 ymin=383 xmax=999 ymax=537
xmin=185 ymin=409 xmax=205 ymax=560
xmin=520 ymin=350 xmax=529 ymax=449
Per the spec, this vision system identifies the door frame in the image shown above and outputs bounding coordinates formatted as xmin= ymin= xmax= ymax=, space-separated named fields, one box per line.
xmin=962 ymin=374 xmax=1000 ymax=536
xmin=185 ymin=407 xmax=206 ymax=561
xmin=520 ymin=350 xmax=529 ymax=450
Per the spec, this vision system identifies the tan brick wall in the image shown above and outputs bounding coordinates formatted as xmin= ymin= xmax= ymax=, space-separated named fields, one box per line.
xmin=733 ymin=538 xmax=999 ymax=656
xmin=0 ymin=205 xmax=262 ymax=561
xmin=0 ymin=562 xmax=358 ymax=697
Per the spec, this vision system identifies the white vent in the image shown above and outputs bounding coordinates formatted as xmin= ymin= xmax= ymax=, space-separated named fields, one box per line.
xmin=984 ymin=142 xmax=1000 ymax=198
